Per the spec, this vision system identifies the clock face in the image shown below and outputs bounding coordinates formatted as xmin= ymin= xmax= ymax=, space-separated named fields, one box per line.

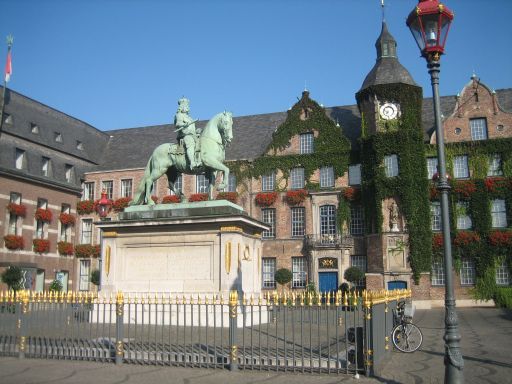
xmin=379 ymin=103 xmax=399 ymax=120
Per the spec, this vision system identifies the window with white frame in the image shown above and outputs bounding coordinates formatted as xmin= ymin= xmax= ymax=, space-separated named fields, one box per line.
xmin=196 ymin=174 xmax=209 ymax=193
xmin=460 ymin=259 xmax=475 ymax=285
xmin=292 ymin=257 xmax=307 ymax=288
xmin=491 ymin=199 xmax=507 ymax=228
xmin=350 ymin=255 xmax=367 ymax=287
xmin=171 ymin=173 xmax=183 ymax=195
xmin=290 ymin=167 xmax=305 ymax=190
xmin=320 ymin=166 xmax=334 ymax=188
xmin=431 ymin=202 xmax=441 ymax=231
xmin=226 ymin=174 xmax=236 ymax=192
xmin=384 ymin=154 xmax=399 ymax=177
xmin=15 ymin=148 xmax=25 ymax=170
xmin=41 ymin=157 xmax=50 ymax=177
xmin=300 ymin=132 xmax=314 ymax=154
xmin=453 ymin=155 xmax=469 ymax=179
xmin=487 ymin=154 xmax=503 ymax=177
xmin=79 ymin=259 xmax=91 ymax=291
xmin=456 ymin=201 xmax=472 ymax=230
xmin=37 ymin=198 xmax=48 ymax=209
xmin=291 ymin=207 xmax=305 ymax=237
xmin=348 ymin=164 xmax=361 ymax=185
xmin=83 ymin=182 xmax=95 ymax=201
xmin=102 ymin=180 xmax=113 ymax=199
xmin=262 ymin=172 xmax=275 ymax=191
xmin=470 ymin=118 xmax=488 ymax=141
xmin=8 ymin=192 xmax=21 ymax=235
xmin=121 ymin=179 xmax=133 ymax=198
xmin=495 ymin=260 xmax=510 ymax=286
xmin=65 ymin=164 xmax=74 ymax=183
xmin=60 ymin=204 xmax=71 ymax=242
xmin=427 ymin=157 xmax=438 ymax=180
xmin=431 ymin=261 xmax=445 ymax=286
xmin=81 ymin=219 xmax=93 ymax=244
xmin=262 ymin=209 xmax=276 ymax=238
xmin=262 ymin=258 xmax=276 ymax=289
xmin=350 ymin=205 xmax=364 ymax=235
xmin=36 ymin=198 xmax=47 ymax=239
xmin=320 ymin=205 xmax=336 ymax=235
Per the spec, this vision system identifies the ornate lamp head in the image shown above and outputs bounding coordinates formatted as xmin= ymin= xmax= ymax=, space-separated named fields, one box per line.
xmin=406 ymin=0 xmax=454 ymax=62
xmin=96 ymin=190 xmax=112 ymax=219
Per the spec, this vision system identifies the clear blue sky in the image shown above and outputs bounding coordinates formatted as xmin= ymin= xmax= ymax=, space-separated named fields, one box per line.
xmin=1 ymin=0 xmax=511 ymax=131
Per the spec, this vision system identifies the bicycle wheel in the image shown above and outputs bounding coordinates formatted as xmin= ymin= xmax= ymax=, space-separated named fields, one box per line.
xmin=392 ymin=323 xmax=423 ymax=353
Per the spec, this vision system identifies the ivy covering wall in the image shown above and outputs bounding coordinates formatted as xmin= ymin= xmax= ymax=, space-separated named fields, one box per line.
xmin=429 ymin=138 xmax=512 ymax=299
xmin=357 ymin=83 xmax=432 ymax=282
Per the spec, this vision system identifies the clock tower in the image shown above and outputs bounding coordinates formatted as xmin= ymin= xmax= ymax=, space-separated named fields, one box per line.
xmin=355 ymin=20 xmax=431 ymax=290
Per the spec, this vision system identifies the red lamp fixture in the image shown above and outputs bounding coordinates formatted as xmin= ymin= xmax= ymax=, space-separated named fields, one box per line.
xmin=96 ymin=190 xmax=112 ymax=219
xmin=406 ymin=0 xmax=454 ymax=61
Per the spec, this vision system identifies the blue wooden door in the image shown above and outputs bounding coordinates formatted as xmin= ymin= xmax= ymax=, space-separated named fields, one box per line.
xmin=319 ymin=272 xmax=338 ymax=293
xmin=387 ymin=280 xmax=407 ymax=290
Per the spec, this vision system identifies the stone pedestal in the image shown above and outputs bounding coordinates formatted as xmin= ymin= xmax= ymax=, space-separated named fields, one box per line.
xmin=96 ymin=200 xmax=269 ymax=299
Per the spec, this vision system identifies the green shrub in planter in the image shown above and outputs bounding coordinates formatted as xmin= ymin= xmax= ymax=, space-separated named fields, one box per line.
xmin=344 ymin=266 xmax=364 ymax=286
xmin=1 ymin=266 xmax=23 ymax=292
xmin=494 ymin=287 xmax=512 ymax=309
xmin=49 ymin=279 xmax=63 ymax=292
xmin=275 ymin=268 xmax=292 ymax=294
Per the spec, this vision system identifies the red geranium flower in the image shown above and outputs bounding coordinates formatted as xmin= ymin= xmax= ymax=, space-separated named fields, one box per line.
xmin=285 ymin=189 xmax=308 ymax=205
xmin=59 ymin=213 xmax=76 ymax=226
xmin=6 ymin=203 xmax=27 ymax=217
xmin=112 ymin=197 xmax=133 ymax=212
xmin=57 ymin=241 xmax=74 ymax=256
xmin=35 ymin=208 xmax=52 ymax=223
xmin=162 ymin=195 xmax=181 ymax=204
xmin=189 ymin=193 xmax=209 ymax=202
xmin=33 ymin=238 xmax=50 ymax=253
xmin=216 ymin=192 xmax=238 ymax=204
xmin=4 ymin=235 xmax=24 ymax=250
xmin=255 ymin=192 xmax=278 ymax=207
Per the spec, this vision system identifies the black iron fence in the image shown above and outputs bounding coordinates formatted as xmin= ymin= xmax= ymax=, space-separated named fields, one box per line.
xmin=0 ymin=289 xmax=410 ymax=376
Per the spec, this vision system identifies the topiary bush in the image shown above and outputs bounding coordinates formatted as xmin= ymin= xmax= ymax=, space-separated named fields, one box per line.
xmin=344 ymin=266 xmax=364 ymax=287
xmin=275 ymin=268 xmax=292 ymax=293
xmin=1 ymin=266 xmax=23 ymax=291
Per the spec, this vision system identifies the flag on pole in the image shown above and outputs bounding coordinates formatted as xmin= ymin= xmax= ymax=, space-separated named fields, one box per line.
xmin=4 ymin=50 xmax=12 ymax=83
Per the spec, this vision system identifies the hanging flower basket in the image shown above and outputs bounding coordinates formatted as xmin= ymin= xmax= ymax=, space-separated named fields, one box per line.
xmin=59 ymin=213 xmax=76 ymax=226
xmin=33 ymin=238 xmax=50 ymax=253
xmin=216 ymin=192 xmax=238 ymax=204
xmin=57 ymin=241 xmax=74 ymax=256
xmin=112 ymin=197 xmax=133 ymax=212
xmin=453 ymin=180 xmax=476 ymax=199
xmin=488 ymin=230 xmax=512 ymax=247
xmin=77 ymin=200 xmax=95 ymax=215
xmin=454 ymin=231 xmax=481 ymax=247
xmin=342 ymin=187 xmax=360 ymax=201
xmin=6 ymin=202 xmax=27 ymax=217
xmin=74 ymin=244 xmax=101 ymax=258
xmin=35 ymin=208 xmax=52 ymax=223
xmin=189 ymin=193 xmax=209 ymax=202
xmin=285 ymin=189 xmax=308 ymax=205
xmin=255 ymin=192 xmax=278 ymax=207
xmin=162 ymin=195 xmax=181 ymax=204
xmin=432 ymin=233 xmax=444 ymax=250
xmin=4 ymin=235 xmax=24 ymax=250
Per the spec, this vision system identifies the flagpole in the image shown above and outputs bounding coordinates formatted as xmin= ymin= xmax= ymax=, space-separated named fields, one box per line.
xmin=0 ymin=35 xmax=13 ymax=140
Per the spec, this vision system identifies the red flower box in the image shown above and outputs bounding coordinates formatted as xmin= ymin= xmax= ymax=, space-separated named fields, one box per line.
xmin=189 ymin=193 xmax=209 ymax=202
xmin=285 ymin=189 xmax=308 ymax=205
xmin=77 ymin=200 xmax=95 ymax=215
xmin=59 ymin=213 xmax=76 ymax=226
xmin=6 ymin=203 xmax=27 ymax=217
xmin=74 ymin=244 xmax=101 ymax=258
xmin=57 ymin=241 xmax=74 ymax=256
xmin=4 ymin=235 xmax=24 ymax=250
xmin=454 ymin=231 xmax=481 ymax=247
xmin=216 ymin=192 xmax=238 ymax=204
xmin=453 ymin=180 xmax=476 ymax=199
xmin=33 ymin=238 xmax=50 ymax=253
xmin=488 ymin=230 xmax=512 ymax=247
xmin=255 ymin=192 xmax=278 ymax=207
xmin=112 ymin=197 xmax=132 ymax=212
xmin=162 ymin=195 xmax=181 ymax=204
xmin=342 ymin=187 xmax=360 ymax=201
xmin=484 ymin=177 xmax=511 ymax=193
xmin=35 ymin=208 xmax=52 ymax=223
xmin=432 ymin=233 xmax=444 ymax=250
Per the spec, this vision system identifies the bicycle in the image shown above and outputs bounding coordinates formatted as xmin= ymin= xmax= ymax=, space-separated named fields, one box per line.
xmin=391 ymin=300 xmax=423 ymax=353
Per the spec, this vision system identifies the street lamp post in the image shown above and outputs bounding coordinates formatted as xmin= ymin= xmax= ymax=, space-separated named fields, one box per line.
xmin=407 ymin=1 xmax=464 ymax=383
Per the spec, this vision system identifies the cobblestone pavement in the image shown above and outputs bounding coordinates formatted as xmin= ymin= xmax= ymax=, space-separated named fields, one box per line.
xmin=0 ymin=307 xmax=510 ymax=384
xmin=375 ymin=307 xmax=512 ymax=384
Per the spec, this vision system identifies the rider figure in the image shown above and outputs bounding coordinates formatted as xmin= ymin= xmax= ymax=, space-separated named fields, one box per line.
xmin=174 ymin=97 xmax=200 ymax=170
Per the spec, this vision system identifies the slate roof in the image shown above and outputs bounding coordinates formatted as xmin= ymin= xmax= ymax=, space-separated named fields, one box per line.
xmin=0 ymin=87 xmax=110 ymax=190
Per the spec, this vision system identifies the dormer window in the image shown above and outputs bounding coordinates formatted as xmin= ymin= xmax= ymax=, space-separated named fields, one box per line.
xmin=55 ymin=132 xmax=63 ymax=142
xmin=31 ymin=123 xmax=39 ymax=134
xmin=76 ymin=140 xmax=83 ymax=150
xmin=3 ymin=113 xmax=12 ymax=124
xmin=65 ymin=164 xmax=74 ymax=183
xmin=42 ymin=157 xmax=51 ymax=177
xmin=300 ymin=132 xmax=314 ymax=154
xmin=15 ymin=148 xmax=25 ymax=170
